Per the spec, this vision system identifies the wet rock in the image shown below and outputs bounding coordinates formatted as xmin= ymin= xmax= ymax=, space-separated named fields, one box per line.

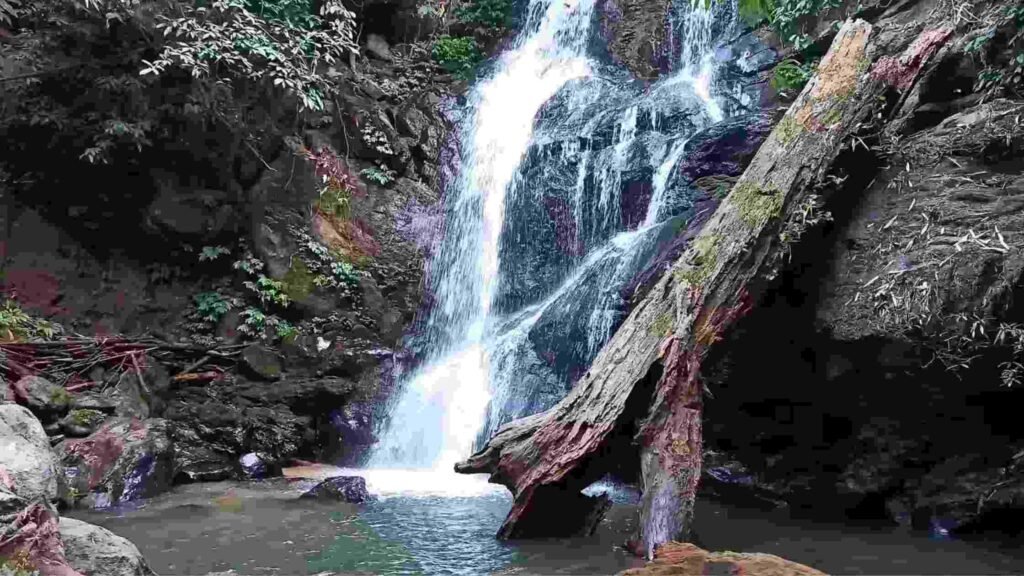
xmin=10 ymin=375 xmax=71 ymax=420
xmin=677 ymin=113 xmax=775 ymax=182
xmin=71 ymin=391 xmax=119 ymax=414
xmin=169 ymin=423 xmax=238 ymax=484
xmin=620 ymin=542 xmax=827 ymax=575
xmin=239 ymin=452 xmax=268 ymax=479
xmin=59 ymin=418 xmax=174 ymax=507
xmin=365 ymin=33 xmax=392 ymax=61
xmin=299 ymin=475 xmax=371 ymax=503
xmin=60 ymin=517 xmax=156 ymax=576
xmin=597 ymin=0 xmax=671 ymax=80
xmin=0 ymin=403 xmax=65 ymax=502
xmin=240 ymin=344 xmax=284 ymax=381
xmin=60 ymin=409 xmax=109 ymax=438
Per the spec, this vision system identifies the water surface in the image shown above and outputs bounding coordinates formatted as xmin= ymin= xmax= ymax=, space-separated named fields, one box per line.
xmin=69 ymin=479 xmax=1024 ymax=575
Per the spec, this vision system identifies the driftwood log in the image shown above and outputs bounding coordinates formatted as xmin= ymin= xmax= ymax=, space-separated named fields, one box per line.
xmin=457 ymin=10 xmax=959 ymax=557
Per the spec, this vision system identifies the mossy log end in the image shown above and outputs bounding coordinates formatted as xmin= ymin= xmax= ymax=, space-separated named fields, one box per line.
xmin=457 ymin=15 xmax=955 ymax=558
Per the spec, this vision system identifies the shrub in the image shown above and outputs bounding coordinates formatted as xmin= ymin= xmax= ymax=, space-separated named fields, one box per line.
xmin=728 ymin=0 xmax=842 ymax=46
xmin=456 ymin=0 xmax=512 ymax=29
xmin=432 ymin=35 xmax=481 ymax=77
xmin=0 ymin=299 xmax=57 ymax=341
xmin=141 ymin=0 xmax=357 ymax=110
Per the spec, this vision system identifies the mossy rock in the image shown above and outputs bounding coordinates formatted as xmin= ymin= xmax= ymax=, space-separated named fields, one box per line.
xmin=60 ymin=409 xmax=108 ymax=438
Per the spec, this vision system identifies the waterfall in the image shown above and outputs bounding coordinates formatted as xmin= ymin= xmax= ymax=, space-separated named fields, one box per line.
xmin=367 ymin=0 xmax=756 ymax=486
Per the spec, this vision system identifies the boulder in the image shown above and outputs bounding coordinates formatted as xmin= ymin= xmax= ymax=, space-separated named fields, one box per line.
xmin=239 ymin=452 xmax=268 ymax=479
xmin=365 ymin=33 xmax=392 ymax=61
xmin=0 ymin=502 xmax=82 ymax=576
xmin=59 ymin=418 xmax=173 ymax=508
xmin=10 ymin=376 xmax=71 ymax=420
xmin=0 ymin=403 xmax=65 ymax=502
xmin=298 ymin=475 xmax=371 ymax=503
xmin=70 ymin=391 xmax=119 ymax=414
xmin=60 ymin=409 xmax=109 ymax=438
xmin=240 ymin=344 xmax=283 ymax=381
xmin=397 ymin=107 xmax=428 ymax=141
xmin=619 ymin=542 xmax=827 ymax=576
xmin=59 ymin=517 xmax=156 ymax=576
xmin=109 ymin=372 xmax=151 ymax=419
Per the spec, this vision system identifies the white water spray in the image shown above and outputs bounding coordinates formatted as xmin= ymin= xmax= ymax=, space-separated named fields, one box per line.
xmin=364 ymin=0 xmax=744 ymax=496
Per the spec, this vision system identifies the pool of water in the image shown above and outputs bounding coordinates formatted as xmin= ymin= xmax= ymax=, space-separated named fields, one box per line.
xmin=67 ymin=476 xmax=1024 ymax=576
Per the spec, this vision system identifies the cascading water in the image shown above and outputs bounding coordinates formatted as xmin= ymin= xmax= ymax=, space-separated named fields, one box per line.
xmin=367 ymin=0 xmax=765 ymax=487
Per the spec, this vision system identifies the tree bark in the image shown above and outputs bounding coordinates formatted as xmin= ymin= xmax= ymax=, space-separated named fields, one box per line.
xmin=458 ymin=14 xmax=955 ymax=557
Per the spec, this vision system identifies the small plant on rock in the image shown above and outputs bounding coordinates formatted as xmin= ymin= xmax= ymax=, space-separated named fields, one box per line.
xmin=194 ymin=291 xmax=234 ymax=323
xmin=771 ymin=58 xmax=817 ymax=92
xmin=243 ymin=275 xmax=291 ymax=307
xmin=199 ymin=246 xmax=231 ymax=262
xmin=360 ymin=165 xmax=395 ymax=186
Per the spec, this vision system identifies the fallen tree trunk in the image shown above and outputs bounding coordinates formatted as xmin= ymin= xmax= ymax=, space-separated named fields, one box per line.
xmin=458 ymin=13 xmax=957 ymax=556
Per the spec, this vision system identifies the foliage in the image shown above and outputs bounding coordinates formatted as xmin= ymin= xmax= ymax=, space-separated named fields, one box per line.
xmin=732 ymin=182 xmax=784 ymax=227
xmin=0 ymin=299 xmax=57 ymax=341
xmin=199 ymin=245 xmax=231 ymax=261
xmin=141 ymin=0 xmax=357 ymax=110
xmin=724 ymin=0 xmax=842 ymax=46
xmin=233 ymin=251 xmax=266 ymax=275
xmin=290 ymin=225 xmax=362 ymax=296
xmin=243 ymin=275 xmax=291 ymax=307
xmin=305 ymin=146 xmax=357 ymax=218
xmin=243 ymin=0 xmax=317 ymax=28
xmin=432 ymin=35 xmax=481 ymax=78
xmin=771 ymin=58 xmax=816 ymax=92
xmin=360 ymin=166 xmax=394 ymax=186
xmin=194 ymin=291 xmax=234 ymax=323
xmin=238 ymin=306 xmax=294 ymax=341
xmin=968 ymin=5 xmax=1024 ymax=97
xmin=456 ymin=0 xmax=512 ymax=28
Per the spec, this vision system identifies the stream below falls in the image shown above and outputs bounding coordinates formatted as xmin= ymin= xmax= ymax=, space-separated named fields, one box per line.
xmin=68 ymin=476 xmax=1024 ymax=575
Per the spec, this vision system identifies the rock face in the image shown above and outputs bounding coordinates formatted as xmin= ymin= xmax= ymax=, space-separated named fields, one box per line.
xmin=619 ymin=543 xmax=827 ymax=576
xmin=59 ymin=418 xmax=173 ymax=508
xmin=299 ymin=475 xmax=371 ymax=503
xmin=9 ymin=376 xmax=71 ymax=421
xmin=239 ymin=345 xmax=284 ymax=381
xmin=0 ymin=0 xmax=454 ymax=490
xmin=59 ymin=517 xmax=156 ymax=576
xmin=597 ymin=0 xmax=672 ymax=80
xmin=0 ymin=403 xmax=64 ymax=502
